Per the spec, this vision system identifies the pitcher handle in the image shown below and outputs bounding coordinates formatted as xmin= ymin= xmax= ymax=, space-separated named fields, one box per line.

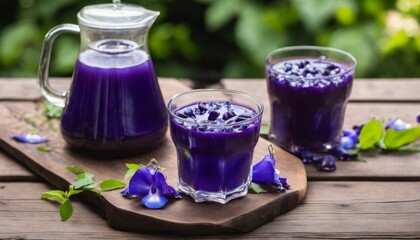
xmin=38 ymin=24 xmax=80 ymax=107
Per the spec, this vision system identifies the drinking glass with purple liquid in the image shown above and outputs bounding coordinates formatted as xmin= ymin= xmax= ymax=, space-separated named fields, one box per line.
xmin=266 ymin=46 xmax=356 ymax=165
xmin=167 ymin=90 xmax=263 ymax=204
xmin=38 ymin=2 xmax=167 ymax=156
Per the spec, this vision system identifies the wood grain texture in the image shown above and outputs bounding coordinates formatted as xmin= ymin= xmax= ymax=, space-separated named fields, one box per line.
xmin=1 ymin=181 xmax=419 ymax=239
xmin=0 ymin=150 xmax=37 ymax=181
xmin=0 ymin=82 xmax=307 ymax=234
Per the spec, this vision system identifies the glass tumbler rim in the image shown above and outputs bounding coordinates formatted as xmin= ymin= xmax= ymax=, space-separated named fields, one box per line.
xmin=167 ymin=88 xmax=264 ymax=128
xmin=266 ymin=45 xmax=357 ymax=80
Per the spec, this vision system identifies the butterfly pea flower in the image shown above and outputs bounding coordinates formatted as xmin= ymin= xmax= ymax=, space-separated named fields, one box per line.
xmin=11 ymin=133 xmax=48 ymax=144
xmin=251 ymin=145 xmax=290 ymax=191
xmin=341 ymin=129 xmax=358 ymax=149
xmin=352 ymin=124 xmax=364 ymax=135
xmin=385 ymin=118 xmax=412 ymax=131
xmin=330 ymin=147 xmax=352 ymax=161
xmin=121 ymin=161 xmax=181 ymax=209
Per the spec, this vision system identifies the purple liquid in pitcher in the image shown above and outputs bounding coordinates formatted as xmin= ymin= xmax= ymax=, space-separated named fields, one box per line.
xmin=170 ymin=101 xmax=261 ymax=192
xmin=267 ymin=58 xmax=354 ymax=152
xmin=61 ymin=42 xmax=167 ymax=155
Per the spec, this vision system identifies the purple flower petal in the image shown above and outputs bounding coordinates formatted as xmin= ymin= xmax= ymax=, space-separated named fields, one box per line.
xmin=120 ymin=188 xmax=130 ymax=197
xmin=352 ymin=124 xmax=364 ymax=135
xmin=343 ymin=129 xmax=358 ymax=141
xmin=385 ymin=118 xmax=411 ymax=131
xmin=155 ymin=171 xmax=182 ymax=199
xmin=274 ymin=169 xmax=282 ymax=185
xmin=277 ymin=185 xmax=286 ymax=192
xmin=252 ymin=154 xmax=277 ymax=184
xmin=141 ymin=191 xmax=168 ymax=209
xmin=384 ymin=118 xmax=396 ymax=130
xmin=279 ymin=177 xmax=290 ymax=189
xmin=417 ymin=114 xmax=420 ymax=124
xmin=120 ymin=188 xmax=140 ymax=198
xmin=341 ymin=136 xmax=356 ymax=149
xmin=128 ymin=167 xmax=153 ymax=196
xmin=392 ymin=119 xmax=411 ymax=131
xmin=12 ymin=133 xmax=48 ymax=144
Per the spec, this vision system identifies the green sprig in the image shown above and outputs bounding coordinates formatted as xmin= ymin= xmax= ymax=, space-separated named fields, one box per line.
xmin=350 ymin=119 xmax=420 ymax=160
xmin=248 ymin=182 xmax=267 ymax=193
xmin=36 ymin=145 xmax=53 ymax=152
xmin=40 ymin=166 xmax=126 ymax=221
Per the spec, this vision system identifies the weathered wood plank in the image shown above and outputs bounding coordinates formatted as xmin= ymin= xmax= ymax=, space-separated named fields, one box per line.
xmin=249 ymin=181 xmax=420 ymax=238
xmin=0 ymin=150 xmax=37 ymax=181
xmin=0 ymin=84 xmax=307 ymax=234
xmin=1 ymin=182 xmax=419 ymax=239
xmin=309 ymin=102 xmax=420 ymax=180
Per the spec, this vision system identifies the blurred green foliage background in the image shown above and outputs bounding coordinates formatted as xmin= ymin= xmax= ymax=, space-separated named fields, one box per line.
xmin=0 ymin=0 xmax=419 ymax=84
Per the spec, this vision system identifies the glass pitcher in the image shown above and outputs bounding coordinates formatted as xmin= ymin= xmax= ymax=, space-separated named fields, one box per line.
xmin=38 ymin=2 xmax=168 ymax=156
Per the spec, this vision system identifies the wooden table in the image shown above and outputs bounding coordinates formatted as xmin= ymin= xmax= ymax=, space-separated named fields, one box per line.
xmin=1 ymin=78 xmax=420 ymax=239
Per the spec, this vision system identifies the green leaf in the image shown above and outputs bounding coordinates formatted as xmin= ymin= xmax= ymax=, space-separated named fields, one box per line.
xmin=81 ymin=181 xmax=99 ymax=190
xmin=66 ymin=166 xmax=85 ymax=175
xmin=77 ymin=172 xmax=94 ymax=180
xmin=249 ymin=182 xmax=267 ymax=194
xmin=44 ymin=102 xmax=63 ymax=118
xmin=74 ymin=172 xmax=97 ymax=190
xmin=60 ymin=200 xmax=73 ymax=222
xmin=36 ymin=145 xmax=53 ymax=152
xmin=100 ymin=179 xmax=126 ymax=191
xmin=124 ymin=163 xmax=144 ymax=180
xmin=67 ymin=185 xmax=83 ymax=198
xmin=124 ymin=169 xmax=138 ymax=181
xmin=74 ymin=177 xmax=94 ymax=190
xmin=359 ymin=119 xmax=384 ymax=150
xmin=383 ymin=127 xmax=420 ymax=150
xmin=398 ymin=145 xmax=420 ymax=152
xmin=41 ymin=190 xmax=66 ymax=202
xmin=125 ymin=163 xmax=144 ymax=170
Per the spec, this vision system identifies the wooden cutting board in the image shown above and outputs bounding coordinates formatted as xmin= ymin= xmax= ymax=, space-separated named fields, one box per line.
xmin=0 ymin=79 xmax=307 ymax=234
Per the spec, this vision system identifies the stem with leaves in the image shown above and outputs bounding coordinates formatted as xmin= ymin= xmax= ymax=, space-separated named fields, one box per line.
xmin=40 ymin=166 xmax=126 ymax=221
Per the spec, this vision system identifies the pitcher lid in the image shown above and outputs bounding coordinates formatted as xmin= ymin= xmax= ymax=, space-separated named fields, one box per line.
xmin=78 ymin=3 xmax=159 ymax=29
